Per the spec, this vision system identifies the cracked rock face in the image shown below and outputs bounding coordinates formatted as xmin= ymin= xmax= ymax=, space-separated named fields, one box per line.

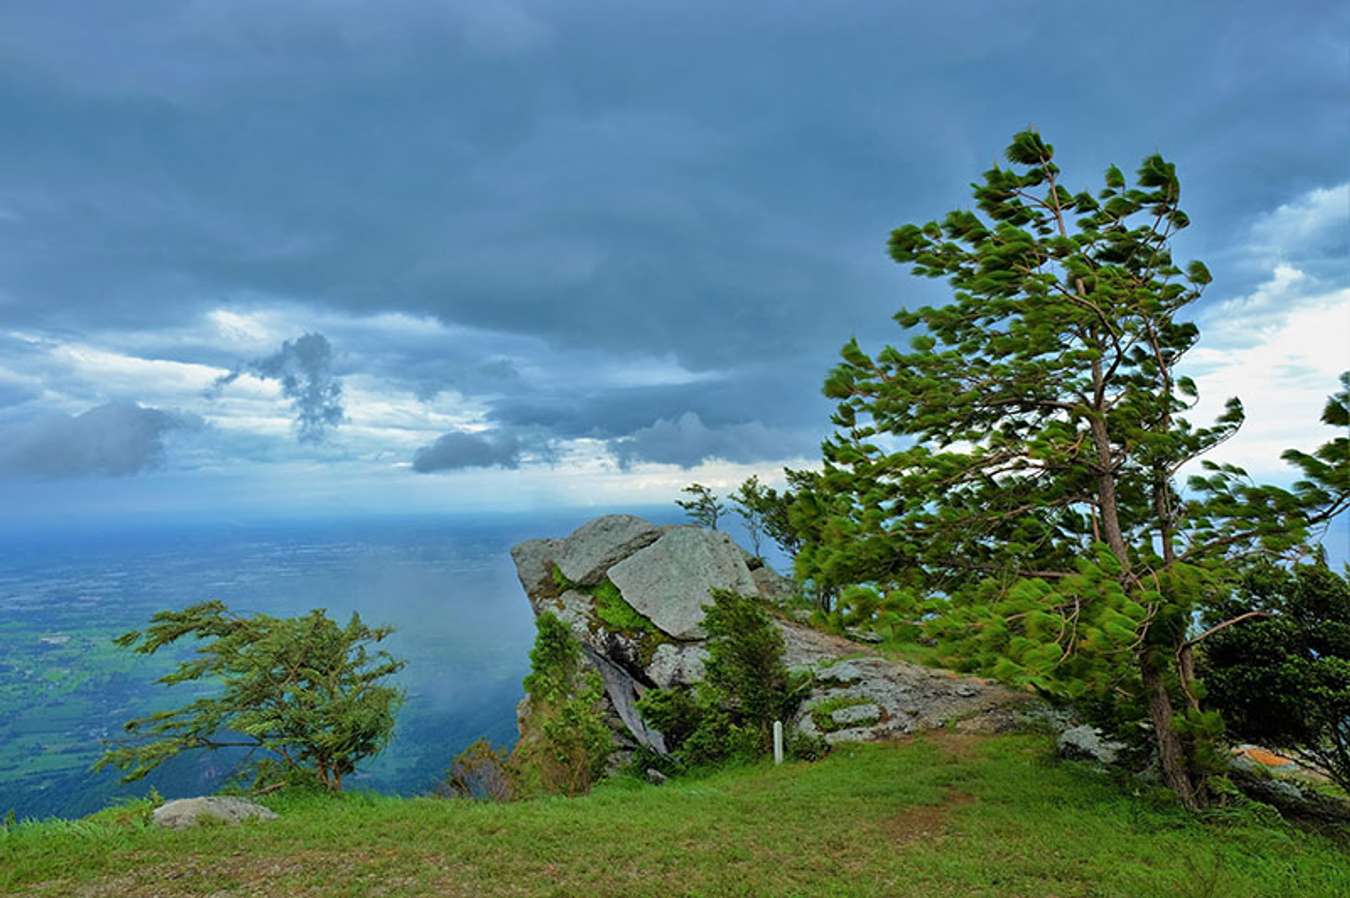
xmin=510 ymin=515 xmax=1030 ymax=756
xmin=556 ymin=515 xmax=661 ymax=587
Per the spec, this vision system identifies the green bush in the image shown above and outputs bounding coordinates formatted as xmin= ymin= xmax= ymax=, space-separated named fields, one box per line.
xmin=786 ymin=729 xmax=829 ymax=762
xmin=511 ymin=613 xmax=613 ymax=797
xmin=1200 ymin=562 xmax=1350 ymax=793
xmin=637 ymin=589 xmax=811 ymax=769
xmin=702 ymin=588 xmax=806 ymax=746
xmin=442 ymin=739 xmax=513 ymax=802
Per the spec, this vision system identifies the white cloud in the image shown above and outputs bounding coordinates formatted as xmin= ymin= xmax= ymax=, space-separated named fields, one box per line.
xmin=1248 ymin=183 xmax=1349 ymax=264
xmin=1180 ymin=180 xmax=1349 ymax=481
xmin=1186 ymin=272 xmax=1348 ymax=480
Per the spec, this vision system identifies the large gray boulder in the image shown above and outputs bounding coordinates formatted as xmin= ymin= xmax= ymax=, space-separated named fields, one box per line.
xmin=152 ymin=796 xmax=278 ymax=829
xmin=556 ymin=515 xmax=661 ymax=586
xmin=607 ymin=527 xmax=758 ymax=640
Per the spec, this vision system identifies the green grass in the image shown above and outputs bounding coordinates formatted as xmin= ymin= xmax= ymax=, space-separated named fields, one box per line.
xmin=3 ymin=734 xmax=1346 ymax=897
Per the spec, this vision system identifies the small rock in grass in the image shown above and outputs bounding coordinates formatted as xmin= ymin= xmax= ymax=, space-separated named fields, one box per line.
xmin=152 ymin=796 xmax=278 ymax=829
xmin=1057 ymin=725 xmax=1126 ymax=766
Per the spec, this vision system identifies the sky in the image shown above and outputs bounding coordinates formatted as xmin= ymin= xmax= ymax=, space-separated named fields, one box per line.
xmin=0 ymin=0 xmax=1346 ymax=532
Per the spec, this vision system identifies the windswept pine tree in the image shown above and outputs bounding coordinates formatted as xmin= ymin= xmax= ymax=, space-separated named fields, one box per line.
xmin=809 ymin=130 xmax=1350 ymax=808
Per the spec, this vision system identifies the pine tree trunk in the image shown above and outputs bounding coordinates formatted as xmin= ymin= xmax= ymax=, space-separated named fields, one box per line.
xmin=1087 ymin=396 xmax=1201 ymax=810
xmin=1141 ymin=649 xmax=1199 ymax=811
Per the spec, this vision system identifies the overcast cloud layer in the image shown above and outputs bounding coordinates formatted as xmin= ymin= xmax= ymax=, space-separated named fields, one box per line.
xmin=0 ymin=0 xmax=1346 ymax=520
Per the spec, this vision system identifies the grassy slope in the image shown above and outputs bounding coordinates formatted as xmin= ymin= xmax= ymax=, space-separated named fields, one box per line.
xmin=3 ymin=734 xmax=1347 ymax=898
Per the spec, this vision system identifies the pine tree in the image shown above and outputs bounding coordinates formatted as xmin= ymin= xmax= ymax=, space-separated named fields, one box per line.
xmin=730 ymin=475 xmax=770 ymax=559
xmin=97 ymin=601 xmax=405 ymax=792
xmin=811 ymin=130 xmax=1350 ymax=808
xmin=676 ymin=483 xmax=725 ymax=530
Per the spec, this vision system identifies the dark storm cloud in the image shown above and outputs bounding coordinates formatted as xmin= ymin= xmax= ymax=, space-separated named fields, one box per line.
xmin=610 ymin=412 xmax=817 ymax=469
xmin=412 ymin=429 xmax=524 ymax=472
xmin=0 ymin=401 xmax=202 ymax=479
xmin=0 ymin=0 xmax=1345 ymax=470
xmin=211 ymin=333 xmax=344 ymax=443
xmin=485 ymin=364 xmax=833 ymax=445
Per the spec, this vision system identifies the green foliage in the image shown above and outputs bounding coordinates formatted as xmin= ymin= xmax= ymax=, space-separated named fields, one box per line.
xmin=550 ymin=565 xmax=660 ymax=637
xmin=637 ymin=589 xmax=807 ymax=769
xmin=785 ymin=729 xmax=830 ymax=762
xmin=511 ymin=613 xmax=612 ymax=797
xmin=762 ymin=467 xmax=821 ymax=560
xmin=834 ymin=584 xmax=924 ymax=643
xmin=702 ymin=589 xmax=806 ymax=743
xmin=633 ymin=685 xmax=702 ymax=748
xmin=550 ymin=563 xmax=577 ymax=593
xmin=1200 ymin=562 xmax=1350 ymax=793
xmin=730 ymin=475 xmax=771 ymax=558
xmin=803 ymin=128 xmax=1350 ymax=808
xmin=645 ymin=688 xmax=763 ymax=768
xmin=95 ymin=601 xmax=405 ymax=792
xmin=591 ymin=580 xmax=657 ymax=634
xmin=521 ymin=612 xmax=585 ymax=703
xmin=676 ymin=482 xmax=726 ymax=530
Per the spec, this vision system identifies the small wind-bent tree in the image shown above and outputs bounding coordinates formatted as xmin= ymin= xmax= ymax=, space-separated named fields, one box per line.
xmin=810 ymin=130 xmax=1349 ymax=808
xmin=677 ymin=482 xmax=726 ymax=530
xmin=96 ymin=601 xmax=405 ymax=792
xmin=730 ymin=475 xmax=770 ymax=559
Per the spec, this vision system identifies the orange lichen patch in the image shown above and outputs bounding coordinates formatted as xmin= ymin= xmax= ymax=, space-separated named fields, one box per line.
xmin=1234 ymin=745 xmax=1296 ymax=768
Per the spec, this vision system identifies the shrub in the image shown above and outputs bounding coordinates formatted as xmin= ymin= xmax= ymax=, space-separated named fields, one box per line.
xmin=637 ymin=589 xmax=810 ymax=769
xmin=702 ymin=588 xmax=804 ymax=747
xmin=786 ymin=730 xmax=830 ymax=762
xmin=510 ymin=613 xmax=613 ymax=797
xmin=442 ymin=739 xmax=513 ymax=802
xmin=1200 ymin=562 xmax=1350 ymax=793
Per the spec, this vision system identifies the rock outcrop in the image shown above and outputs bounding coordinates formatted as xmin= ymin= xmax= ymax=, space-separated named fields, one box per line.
xmin=510 ymin=515 xmax=1027 ymax=759
xmin=1057 ymin=724 xmax=1127 ymax=765
xmin=151 ymin=797 xmax=278 ymax=829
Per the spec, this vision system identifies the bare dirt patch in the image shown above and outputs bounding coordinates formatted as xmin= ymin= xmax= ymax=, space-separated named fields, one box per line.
xmin=877 ymin=788 xmax=976 ymax=844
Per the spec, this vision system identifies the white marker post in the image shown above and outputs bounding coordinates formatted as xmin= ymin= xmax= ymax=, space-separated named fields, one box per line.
xmin=773 ymin=720 xmax=784 ymax=765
